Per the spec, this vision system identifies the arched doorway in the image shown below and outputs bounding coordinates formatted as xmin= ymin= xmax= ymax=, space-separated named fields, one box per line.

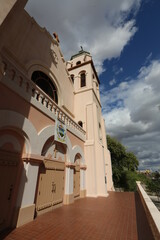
xmin=0 ymin=129 xmax=24 ymax=232
xmin=35 ymin=138 xmax=66 ymax=216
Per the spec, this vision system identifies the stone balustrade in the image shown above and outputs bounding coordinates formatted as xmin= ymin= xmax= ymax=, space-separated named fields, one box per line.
xmin=137 ymin=181 xmax=160 ymax=240
xmin=1 ymin=58 xmax=86 ymax=139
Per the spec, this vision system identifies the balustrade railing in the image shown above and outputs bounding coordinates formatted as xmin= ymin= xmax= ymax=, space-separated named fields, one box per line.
xmin=137 ymin=182 xmax=160 ymax=240
xmin=1 ymin=59 xmax=86 ymax=138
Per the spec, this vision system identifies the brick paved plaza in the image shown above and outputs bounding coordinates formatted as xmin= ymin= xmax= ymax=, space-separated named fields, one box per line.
xmin=0 ymin=192 xmax=154 ymax=240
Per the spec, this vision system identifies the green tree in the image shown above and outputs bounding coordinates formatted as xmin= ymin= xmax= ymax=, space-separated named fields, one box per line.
xmin=107 ymin=135 xmax=126 ymax=186
xmin=146 ymin=171 xmax=160 ymax=200
xmin=107 ymin=135 xmax=139 ymax=191
xmin=121 ymin=171 xmax=138 ymax=191
xmin=136 ymin=172 xmax=150 ymax=185
xmin=124 ymin=152 xmax=139 ymax=171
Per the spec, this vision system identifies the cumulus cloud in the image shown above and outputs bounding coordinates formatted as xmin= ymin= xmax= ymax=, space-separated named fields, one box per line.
xmin=109 ymin=79 xmax=116 ymax=86
xmin=102 ymin=59 xmax=160 ymax=170
xmin=25 ymin=0 xmax=141 ymax=74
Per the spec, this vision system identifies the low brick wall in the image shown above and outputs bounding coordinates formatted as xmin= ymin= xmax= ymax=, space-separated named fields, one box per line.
xmin=137 ymin=181 xmax=160 ymax=240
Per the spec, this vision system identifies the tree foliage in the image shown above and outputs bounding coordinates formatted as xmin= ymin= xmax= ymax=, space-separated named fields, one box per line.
xmin=107 ymin=135 xmax=139 ymax=191
xmin=124 ymin=152 xmax=139 ymax=171
xmin=146 ymin=171 xmax=160 ymax=200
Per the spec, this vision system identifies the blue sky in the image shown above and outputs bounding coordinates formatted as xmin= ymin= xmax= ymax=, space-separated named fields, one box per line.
xmin=101 ymin=0 xmax=160 ymax=91
xmin=26 ymin=0 xmax=160 ymax=171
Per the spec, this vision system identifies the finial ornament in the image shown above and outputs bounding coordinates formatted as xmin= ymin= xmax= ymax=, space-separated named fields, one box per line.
xmin=53 ymin=32 xmax=60 ymax=43
xmin=80 ymin=46 xmax=83 ymax=51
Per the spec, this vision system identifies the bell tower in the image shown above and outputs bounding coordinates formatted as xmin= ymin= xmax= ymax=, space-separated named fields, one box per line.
xmin=67 ymin=49 xmax=114 ymax=196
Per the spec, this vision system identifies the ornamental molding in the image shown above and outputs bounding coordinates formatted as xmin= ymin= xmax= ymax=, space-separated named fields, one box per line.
xmin=50 ymin=49 xmax=58 ymax=65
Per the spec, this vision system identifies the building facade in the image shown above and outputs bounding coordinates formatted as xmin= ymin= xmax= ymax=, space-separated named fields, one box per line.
xmin=0 ymin=0 xmax=113 ymax=232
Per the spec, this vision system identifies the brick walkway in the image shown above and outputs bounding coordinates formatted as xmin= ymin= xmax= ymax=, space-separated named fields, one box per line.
xmin=1 ymin=192 xmax=154 ymax=240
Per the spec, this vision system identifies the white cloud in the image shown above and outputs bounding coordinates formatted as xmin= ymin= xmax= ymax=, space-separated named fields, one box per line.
xmin=143 ymin=52 xmax=152 ymax=65
xmin=102 ymin=59 xmax=160 ymax=171
xmin=115 ymin=67 xmax=123 ymax=75
xmin=25 ymin=0 xmax=141 ymax=74
xmin=109 ymin=79 xmax=116 ymax=86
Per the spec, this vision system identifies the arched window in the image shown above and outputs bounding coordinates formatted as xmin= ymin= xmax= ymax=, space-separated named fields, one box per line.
xmin=99 ymin=123 xmax=102 ymax=140
xmin=76 ymin=61 xmax=81 ymax=65
xmin=78 ymin=121 xmax=83 ymax=128
xmin=71 ymin=74 xmax=74 ymax=83
xmin=31 ymin=71 xmax=58 ymax=104
xmin=80 ymin=72 xmax=86 ymax=87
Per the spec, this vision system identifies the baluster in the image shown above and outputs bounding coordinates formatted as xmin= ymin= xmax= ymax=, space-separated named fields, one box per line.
xmin=39 ymin=94 xmax=44 ymax=104
xmin=59 ymin=111 xmax=62 ymax=121
xmin=53 ymin=105 xmax=57 ymax=115
xmin=26 ymin=82 xmax=30 ymax=92
xmin=63 ymin=115 xmax=66 ymax=124
xmin=56 ymin=109 xmax=60 ymax=119
xmin=61 ymin=114 xmax=65 ymax=123
xmin=10 ymin=69 xmax=16 ymax=80
xmin=18 ymin=76 xmax=23 ymax=87
xmin=0 ymin=61 xmax=7 ymax=76
xmin=67 ymin=119 xmax=70 ymax=127
xmin=65 ymin=117 xmax=68 ymax=125
xmin=62 ymin=113 xmax=64 ymax=122
xmin=48 ymin=102 xmax=53 ymax=111
xmin=26 ymin=81 xmax=33 ymax=95
xmin=31 ymin=88 xmax=35 ymax=97
xmin=34 ymin=89 xmax=39 ymax=100
xmin=44 ymin=97 xmax=48 ymax=108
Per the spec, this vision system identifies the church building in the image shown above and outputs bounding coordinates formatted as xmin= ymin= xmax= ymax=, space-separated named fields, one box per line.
xmin=0 ymin=0 xmax=113 ymax=231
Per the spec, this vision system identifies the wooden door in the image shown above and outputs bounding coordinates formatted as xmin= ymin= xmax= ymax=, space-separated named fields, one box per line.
xmin=52 ymin=170 xmax=64 ymax=205
xmin=0 ymin=155 xmax=19 ymax=232
xmin=73 ymin=165 xmax=80 ymax=198
xmin=36 ymin=161 xmax=65 ymax=215
xmin=36 ymin=168 xmax=53 ymax=212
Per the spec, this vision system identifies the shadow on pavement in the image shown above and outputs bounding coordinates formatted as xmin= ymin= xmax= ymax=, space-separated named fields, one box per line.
xmin=0 ymin=228 xmax=14 ymax=239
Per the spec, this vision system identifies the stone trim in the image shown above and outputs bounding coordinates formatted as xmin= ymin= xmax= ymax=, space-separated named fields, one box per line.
xmin=22 ymin=153 xmax=44 ymax=164
xmin=65 ymin=162 xmax=76 ymax=169
xmin=80 ymin=165 xmax=87 ymax=170
xmin=16 ymin=204 xmax=35 ymax=228
xmin=63 ymin=194 xmax=74 ymax=205
xmin=80 ymin=190 xmax=86 ymax=198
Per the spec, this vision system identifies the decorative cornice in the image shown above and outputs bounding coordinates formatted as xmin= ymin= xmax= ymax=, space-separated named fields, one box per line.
xmin=22 ymin=154 xmax=44 ymax=164
xmin=65 ymin=162 xmax=87 ymax=170
xmin=80 ymin=164 xmax=87 ymax=170
xmin=65 ymin=162 xmax=76 ymax=169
